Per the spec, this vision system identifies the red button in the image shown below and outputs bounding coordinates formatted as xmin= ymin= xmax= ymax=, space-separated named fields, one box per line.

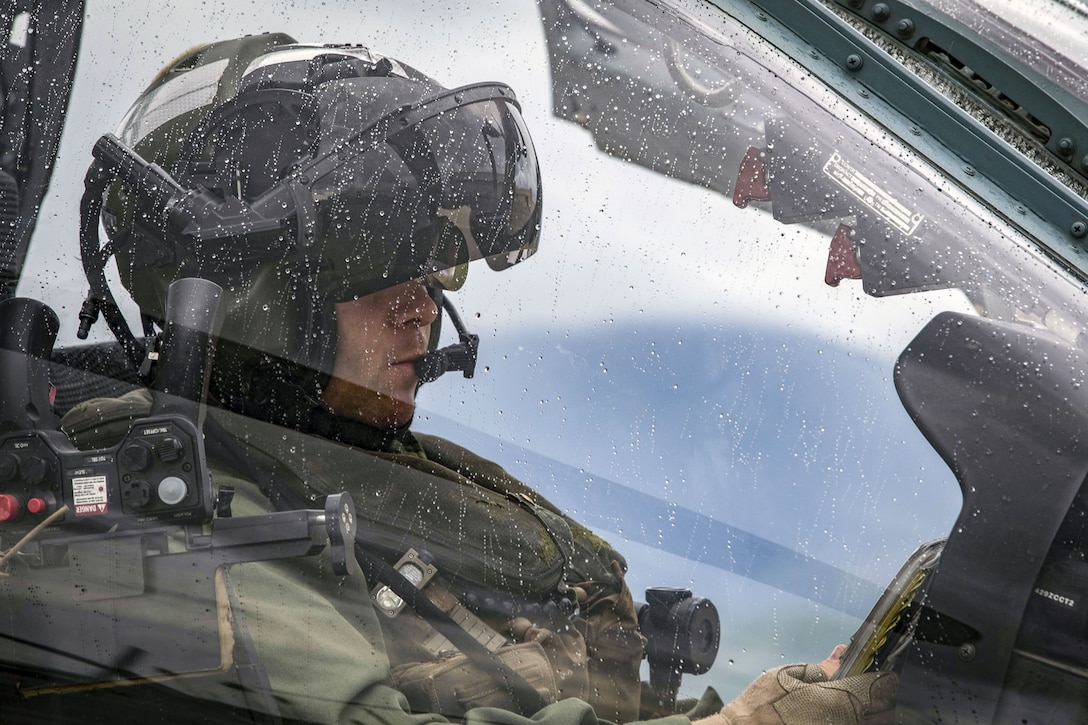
xmin=0 ymin=494 xmax=20 ymax=522
xmin=26 ymin=497 xmax=47 ymax=515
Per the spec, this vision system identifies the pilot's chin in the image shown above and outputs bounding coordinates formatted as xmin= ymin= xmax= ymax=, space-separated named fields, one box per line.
xmin=321 ymin=378 xmax=416 ymax=429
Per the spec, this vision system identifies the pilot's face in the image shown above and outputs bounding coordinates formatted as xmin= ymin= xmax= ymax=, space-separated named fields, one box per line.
xmin=321 ymin=280 xmax=439 ymax=428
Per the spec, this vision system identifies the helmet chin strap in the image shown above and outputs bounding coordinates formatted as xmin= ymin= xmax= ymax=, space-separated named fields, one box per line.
xmin=415 ymin=295 xmax=479 ymax=385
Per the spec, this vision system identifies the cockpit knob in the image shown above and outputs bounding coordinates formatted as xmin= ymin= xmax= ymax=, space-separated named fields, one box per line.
xmin=21 ymin=457 xmax=47 ymax=488
xmin=0 ymin=454 xmax=18 ymax=483
xmin=0 ymin=494 xmax=20 ymax=522
xmin=156 ymin=436 xmax=183 ymax=463
xmin=119 ymin=442 xmax=153 ymax=472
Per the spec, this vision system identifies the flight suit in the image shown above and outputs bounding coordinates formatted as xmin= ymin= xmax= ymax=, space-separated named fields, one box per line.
xmin=53 ymin=389 xmax=687 ymax=725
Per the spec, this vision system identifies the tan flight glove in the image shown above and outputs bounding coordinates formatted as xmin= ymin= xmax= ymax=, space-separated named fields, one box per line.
xmin=695 ymin=664 xmax=898 ymax=725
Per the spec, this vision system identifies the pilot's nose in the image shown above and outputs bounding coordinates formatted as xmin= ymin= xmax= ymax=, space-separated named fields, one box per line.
xmin=394 ymin=280 xmax=439 ymax=328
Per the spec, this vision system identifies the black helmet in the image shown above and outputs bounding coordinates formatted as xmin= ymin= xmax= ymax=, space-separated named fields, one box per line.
xmin=84 ymin=33 xmax=541 ymax=425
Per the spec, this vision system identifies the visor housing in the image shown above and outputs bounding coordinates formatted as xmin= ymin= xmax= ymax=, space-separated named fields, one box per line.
xmin=295 ymin=81 xmax=542 ymax=302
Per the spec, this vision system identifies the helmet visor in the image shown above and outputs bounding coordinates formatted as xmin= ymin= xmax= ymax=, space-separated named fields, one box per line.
xmin=301 ymin=83 xmax=541 ymax=301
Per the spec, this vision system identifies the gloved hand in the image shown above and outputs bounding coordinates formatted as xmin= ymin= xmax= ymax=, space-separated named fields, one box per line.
xmin=695 ymin=663 xmax=897 ymax=725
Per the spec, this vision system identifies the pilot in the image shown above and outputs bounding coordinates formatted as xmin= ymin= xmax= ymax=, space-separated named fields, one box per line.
xmin=62 ymin=33 xmax=895 ymax=724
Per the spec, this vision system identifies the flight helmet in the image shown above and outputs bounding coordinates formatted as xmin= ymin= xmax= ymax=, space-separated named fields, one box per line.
xmin=85 ymin=33 xmax=541 ymax=426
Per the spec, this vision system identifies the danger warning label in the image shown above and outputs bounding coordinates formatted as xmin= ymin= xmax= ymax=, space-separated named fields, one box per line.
xmin=72 ymin=474 xmax=109 ymax=516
